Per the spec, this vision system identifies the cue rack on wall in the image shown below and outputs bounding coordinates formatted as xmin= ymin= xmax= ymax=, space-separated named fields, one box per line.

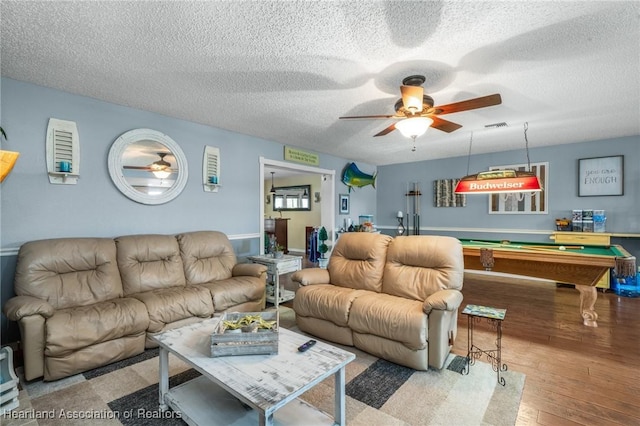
xmin=405 ymin=182 xmax=421 ymax=235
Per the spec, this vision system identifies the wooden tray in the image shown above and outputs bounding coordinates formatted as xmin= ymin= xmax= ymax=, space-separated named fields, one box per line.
xmin=210 ymin=311 xmax=279 ymax=357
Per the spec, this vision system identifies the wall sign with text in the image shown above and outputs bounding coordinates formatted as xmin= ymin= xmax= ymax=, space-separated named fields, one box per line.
xmin=578 ymin=155 xmax=624 ymax=196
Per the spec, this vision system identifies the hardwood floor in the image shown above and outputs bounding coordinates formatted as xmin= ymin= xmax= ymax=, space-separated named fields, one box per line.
xmin=281 ymin=256 xmax=640 ymax=425
xmin=457 ymin=273 xmax=640 ymax=426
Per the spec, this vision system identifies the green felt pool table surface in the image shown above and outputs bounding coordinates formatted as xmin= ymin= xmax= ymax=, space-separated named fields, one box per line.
xmin=459 ymin=239 xmax=628 ymax=258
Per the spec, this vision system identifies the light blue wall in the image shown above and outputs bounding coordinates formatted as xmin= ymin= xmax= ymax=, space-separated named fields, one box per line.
xmin=0 ymin=77 xmax=377 ymax=342
xmin=377 ymin=137 xmax=639 ymax=233
xmin=376 ymin=136 xmax=640 ymax=258
xmin=0 ymin=78 xmax=376 ymax=248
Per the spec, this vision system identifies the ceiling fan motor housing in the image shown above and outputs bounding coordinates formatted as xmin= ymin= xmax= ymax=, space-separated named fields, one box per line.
xmin=402 ymin=75 xmax=426 ymax=87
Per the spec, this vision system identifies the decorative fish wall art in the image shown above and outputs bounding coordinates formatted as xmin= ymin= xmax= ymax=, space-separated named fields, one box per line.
xmin=341 ymin=162 xmax=377 ymax=192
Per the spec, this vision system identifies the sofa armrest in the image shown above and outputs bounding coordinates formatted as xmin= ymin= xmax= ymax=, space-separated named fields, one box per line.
xmin=3 ymin=296 xmax=55 ymax=321
xmin=422 ymin=289 xmax=463 ymax=315
xmin=291 ymin=268 xmax=330 ymax=286
xmin=232 ymin=263 xmax=267 ymax=278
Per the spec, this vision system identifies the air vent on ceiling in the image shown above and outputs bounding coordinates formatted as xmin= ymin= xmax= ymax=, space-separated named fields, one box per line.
xmin=202 ymin=146 xmax=221 ymax=192
xmin=46 ymin=118 xmax=79 ymax=184
xmin=485 ymin=122 xmax=509 ymax=129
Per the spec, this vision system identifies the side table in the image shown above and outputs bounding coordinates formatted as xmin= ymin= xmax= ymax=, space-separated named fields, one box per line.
xmin=247 ymin=254 xmax=302 ymax=308
xmin=461 ymin=304 xmax=508 ymax=386
xmin=1 ymin=346 xmax=20 ymax=414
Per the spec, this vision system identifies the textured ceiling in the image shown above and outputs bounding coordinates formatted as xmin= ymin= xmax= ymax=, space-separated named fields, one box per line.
xmin=1 ymin=1 xmax=639 ymax=166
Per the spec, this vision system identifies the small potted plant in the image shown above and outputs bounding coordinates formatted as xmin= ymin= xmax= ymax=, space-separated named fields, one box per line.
xmin=318 ymin=226 xmax=330 ymax=269
xmin=274 ymin=244 xmax=285 ymax=258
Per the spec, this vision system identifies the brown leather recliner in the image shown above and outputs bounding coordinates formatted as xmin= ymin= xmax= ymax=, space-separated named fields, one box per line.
xmin=292 ymin=233 xmax=464 ymax=370
xmin=4 ymin=238 xmax=149 ymax=381
xmin=3 ymin=231 xmax=267 ymax=381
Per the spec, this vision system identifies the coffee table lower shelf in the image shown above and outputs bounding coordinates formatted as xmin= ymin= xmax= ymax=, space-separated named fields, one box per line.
xmin=165 ymin=375 xmax=335 ymax=426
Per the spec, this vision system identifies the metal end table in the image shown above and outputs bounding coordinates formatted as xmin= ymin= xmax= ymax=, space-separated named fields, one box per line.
xmin=461 ymin=304 xmax=508 ymax=386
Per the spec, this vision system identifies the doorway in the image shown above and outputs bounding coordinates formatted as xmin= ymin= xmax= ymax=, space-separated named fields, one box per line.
xmin=259 ymin=157 xmax=335 ymax=257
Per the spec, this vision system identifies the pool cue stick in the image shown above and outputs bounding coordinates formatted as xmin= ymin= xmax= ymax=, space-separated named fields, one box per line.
xmin=406 ymin=182 xmax=410 ymax=235
xmin=469 ymin=240 xmax=584 ymax=250
xmin=526 ymin=245 xmax=584 ymax=250
xmin=414 ymin=181 xmax=420 ymax=235
xmin=468 ymin=240 xmax=503 ymax=246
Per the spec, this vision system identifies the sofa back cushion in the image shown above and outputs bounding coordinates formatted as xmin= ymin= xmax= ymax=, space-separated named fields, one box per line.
xmin=116 ymin=234 xmax=186 ymax=295
xmin=328 ymin=233 xmax=392 ymax=292
xmin=14 ymin=238 xmax=123 ymax=309
xmin=383 ymin=236 xmax=464 ymax=301
xmin=176 ymin=231 xmax=236 ymax=284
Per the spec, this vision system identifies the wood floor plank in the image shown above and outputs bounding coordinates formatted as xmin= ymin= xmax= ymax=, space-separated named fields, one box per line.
xmin=454 ymin=272 xmax=640 ymax=426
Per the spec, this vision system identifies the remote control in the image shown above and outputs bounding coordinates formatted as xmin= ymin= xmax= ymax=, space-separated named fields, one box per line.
xmin=297 ymin=339 xmax=316 ymax=352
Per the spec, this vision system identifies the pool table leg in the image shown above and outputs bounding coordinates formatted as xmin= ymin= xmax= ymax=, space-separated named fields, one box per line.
xmin=575 ymin=285 xmax=598 ymax=327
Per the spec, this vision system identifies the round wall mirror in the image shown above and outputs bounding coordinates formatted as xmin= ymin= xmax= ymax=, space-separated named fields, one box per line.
xmin=108 ymin=129 xmax=189 ymax=205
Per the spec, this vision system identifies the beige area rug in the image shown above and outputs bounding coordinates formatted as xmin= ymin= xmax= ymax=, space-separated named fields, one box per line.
xmin=3 ymin=307 xmax=524 ymax=426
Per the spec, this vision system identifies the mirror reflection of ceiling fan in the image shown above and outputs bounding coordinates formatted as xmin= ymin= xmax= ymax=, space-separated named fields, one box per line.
xmin=339 ymin=75 xmax=502 ymax=138
xmin=123 ymin=152 xmax=175 ymax=179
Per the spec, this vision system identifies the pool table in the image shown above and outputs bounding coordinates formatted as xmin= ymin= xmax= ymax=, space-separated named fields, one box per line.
xmin=460 ymin=239 xmax=636 ymax=327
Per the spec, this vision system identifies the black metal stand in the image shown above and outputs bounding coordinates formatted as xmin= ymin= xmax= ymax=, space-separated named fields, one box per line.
xmin=462 ymin=306 xmax=508 ymax=386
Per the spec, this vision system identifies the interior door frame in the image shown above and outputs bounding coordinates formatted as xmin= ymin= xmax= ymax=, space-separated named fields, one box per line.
xmin=259 ymin=157 xmax=335 ymax=256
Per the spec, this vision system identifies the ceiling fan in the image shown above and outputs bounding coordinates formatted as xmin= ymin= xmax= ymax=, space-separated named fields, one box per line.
xmin=339 ymin=75 xmax=502 ymax=137
xmin=123 ymin=152 xmax=174 ymax=178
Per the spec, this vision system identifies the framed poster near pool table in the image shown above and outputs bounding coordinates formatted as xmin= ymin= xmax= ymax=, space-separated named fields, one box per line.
xmin=578 ymin=155 xmax=624 ymax=196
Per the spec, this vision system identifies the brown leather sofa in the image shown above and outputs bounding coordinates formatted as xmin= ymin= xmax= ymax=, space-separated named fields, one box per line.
xmin=3 ymin=230 xmax=267 ymax=381
xmin=292 ymin=233 xmax=464 ymax=370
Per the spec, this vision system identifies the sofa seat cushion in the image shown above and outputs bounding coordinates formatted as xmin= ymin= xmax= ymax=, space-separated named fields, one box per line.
xmin=199 ymin=276 xmax=265 ymax=311
xmin=348 ymin=292 xmax=427 ymax=351
xmin=294 ymin=284 xmax=368 ymax=327
xmin=327 ymin=233 xmax=392 ymax=292
xmin=15 ymin=238 xmax=123 ymax=309
xmin=116 ymin=234 xmax=186 ymax=295
xmin=131 ymin=286 xmax=214 ymax=332
xmin=45 ymin=297 xmax=149 ymax=357
xmin=383 ymin=236 xmax=464 ymax=300
xmin=177 ymin=231 xmax=238 ymax=283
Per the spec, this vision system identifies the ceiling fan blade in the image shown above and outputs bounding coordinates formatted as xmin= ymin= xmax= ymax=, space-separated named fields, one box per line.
xmin=430 ymin=116 xmax=463 ymax=133
xmin=434 ymin=94 xmax=502 ymax=115
xmin=374 ymin=123 xmax=396 ymax=137
xmin=400 ymin=85 xmax=424 ymax=113
xmin=123 ymin=165 xmax=151 ymax=170
xmin=339 ymin=114 xmax=397 ymax=120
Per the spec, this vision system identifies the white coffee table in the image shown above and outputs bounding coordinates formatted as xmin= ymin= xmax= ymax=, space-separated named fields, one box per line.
xmin=152 ymin=317 xmax=355 ymax=426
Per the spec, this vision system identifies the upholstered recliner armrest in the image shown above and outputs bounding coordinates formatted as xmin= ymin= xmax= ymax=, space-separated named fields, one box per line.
xmin=232 ymin=263 xmax=267 ymax=278
xmin=3 ymin=295 xmax=55 ymax=321
xmin=3 ymin=296 xmax=52 ymax=381
xmin=422 ymin=289 xmax=463 ymax=314
xmin=291 ymin=268 xmax=330 ymax=286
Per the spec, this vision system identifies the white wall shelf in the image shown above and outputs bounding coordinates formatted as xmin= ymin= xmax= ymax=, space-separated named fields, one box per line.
xmin=203 ymin=146 xmax=221 ymax=193
xmin=46 ymin=118 xmax=80 ymax=185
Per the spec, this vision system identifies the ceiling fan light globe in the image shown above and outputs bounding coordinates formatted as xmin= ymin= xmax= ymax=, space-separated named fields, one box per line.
xmin=153 ymin=170 xmax=172 ymax=179
xmin=395 ymin=117 xmax=433 ymax=139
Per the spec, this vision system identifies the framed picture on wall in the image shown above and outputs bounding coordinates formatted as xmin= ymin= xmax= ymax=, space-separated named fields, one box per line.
xmin=339 ymin=193 xmax=350 ymax=214
xmin=578 ymin=155 xmax=624 ymax=196
xmin=488 ymin=161 xmax=549 ymax=214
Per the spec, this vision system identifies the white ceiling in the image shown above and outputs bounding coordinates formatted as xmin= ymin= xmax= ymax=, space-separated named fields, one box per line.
xmin=1 ymin=1 xmax=638 ymax=166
